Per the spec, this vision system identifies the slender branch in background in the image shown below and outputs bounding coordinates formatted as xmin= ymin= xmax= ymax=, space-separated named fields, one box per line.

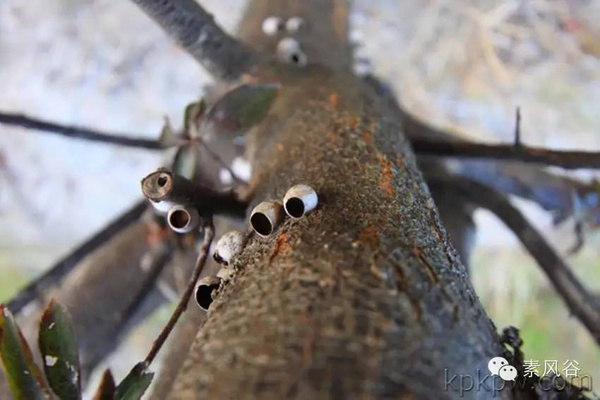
xmin=145 ymin=219 xmax=214 ymax=364
xmin=412 ymin=138 xmax=600 ymax=170
xmin=130 ymin=0 xmax=260 ymax=81
xmin=513 ymin=107 xmax=521 ymax=147
xmin=442 ymin=176 xmax=600 ymax=344
xmin=400 ymin=109 xmax=600 ymax=170
xmin=0 ymin=112 xmax=162 ymax=150
xmin=7 ymin=200 xmax=149 ymax=314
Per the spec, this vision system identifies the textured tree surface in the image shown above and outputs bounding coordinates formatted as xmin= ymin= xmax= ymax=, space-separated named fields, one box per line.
xmin=168 ymin=66 xmax=510 ymax=399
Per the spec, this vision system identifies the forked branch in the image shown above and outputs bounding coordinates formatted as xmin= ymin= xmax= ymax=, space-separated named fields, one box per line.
xmin=131 ymin=0 xmax=260 ymax=81
xmin=441 ymin=176 xmax=600 ymax=343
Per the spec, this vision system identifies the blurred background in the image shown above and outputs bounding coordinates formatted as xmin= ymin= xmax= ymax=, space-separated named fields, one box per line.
xmin=0 ymin=0 xmax=598 ymax=395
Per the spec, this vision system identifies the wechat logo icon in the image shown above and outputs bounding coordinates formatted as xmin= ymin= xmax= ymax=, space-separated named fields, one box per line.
xmin=488 ymin=357 xmax=518 ymax=381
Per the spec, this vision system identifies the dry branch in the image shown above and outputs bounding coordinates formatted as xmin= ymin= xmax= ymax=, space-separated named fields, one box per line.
xmin=412 ymin=137 xmax=600 ymax=170
xmin=130 ymin=0 xmax=259 ymax=81
xmin=0 ymin=112 xmax=162 ymax=149
xmin=145 ymin=219 xmax=214 ymax=365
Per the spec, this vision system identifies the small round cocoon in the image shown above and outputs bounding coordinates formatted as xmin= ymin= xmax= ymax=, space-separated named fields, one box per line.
xmin=213 ymin=230 xmax=247 ymax=266
xmin=262 ymin=16 xmax=284 ymax=36
xmin=167 ymin=205 xmax=200 ymax=234
xmin=149 ymin=199 xmax=175 ymax=215
xmin=250 ymin=200 xmax=284 ymax=237
xmin=195 ymin=276 xmax=221 ymax=311
xmin=283 ymin=184 xmax=318 ymax=218
xmin=285 ymin=17 xmax=305 ymax=33
xmin=276 ymin=38 xmax=307 ymax=66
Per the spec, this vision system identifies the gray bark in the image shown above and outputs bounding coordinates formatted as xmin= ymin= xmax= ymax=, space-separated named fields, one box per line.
xmin=131 ymin=0 xmax=259 ymax=81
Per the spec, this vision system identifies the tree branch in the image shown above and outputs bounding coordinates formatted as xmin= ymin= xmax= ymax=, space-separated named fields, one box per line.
xmin=412 ymin=137 xmax=600 ymax=170
xmin=439 ymin=176 xmax=600 ymax=344
xmin=0 ymin=112 xmax=162 ymax=149
xmin=130 ymin=0 xmax=259 ymax=81
xmin=7 ymin=200 xmax=148 ymax=314
xmin=145 ymin=218 xmax=214 ymax=364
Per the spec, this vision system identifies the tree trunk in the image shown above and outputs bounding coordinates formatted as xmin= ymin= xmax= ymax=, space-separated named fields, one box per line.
xmin=167 ymin=61 xmax=510 ymax=398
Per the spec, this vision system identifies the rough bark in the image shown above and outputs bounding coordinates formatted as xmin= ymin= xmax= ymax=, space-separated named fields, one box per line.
xmin=236 ymin=0 xmax=352 ymax=70
xmin=168 ymin=66 xmax=511 ymax=399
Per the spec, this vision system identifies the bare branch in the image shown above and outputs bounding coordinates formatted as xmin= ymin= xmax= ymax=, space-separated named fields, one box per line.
xmin=7 ymin=200 xmax=148 ymax=313
xmin=0 ymin=112 xmax=162 ymax=149
xmin=439 ymin=176 xmax=600 ymax=343
xmin=412 ymin=137 xmax=600 ymax=170
xmin=130 ymin=0 xmax=259 ymax=81
xmin=513 ymin=107 xmax=522 ymax=147
xmin=145 ymin=219 xmax=215 ymax=364
xmin=401 ymin=111 xmax=600 ymax=170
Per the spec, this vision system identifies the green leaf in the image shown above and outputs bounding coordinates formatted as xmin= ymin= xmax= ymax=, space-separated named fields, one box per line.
xmin=0 ymin=305 xmax=50 ymax=400
xmin=184 ymin=99 xmax=207 ymax=138
xmin=172 ymin=145 xmax=198 ymax=180
xmin=201 ymin=83 xmax=279 ymax=140
xmin=38 ymin=299 xmax=81 ymax=400
xmin=92 ymin=369 xmax=116 ymax=400
xmin=158 ymin=116 xmax=177 ymax=148
xmin=115 ymin=362 xmax=154 ymax=400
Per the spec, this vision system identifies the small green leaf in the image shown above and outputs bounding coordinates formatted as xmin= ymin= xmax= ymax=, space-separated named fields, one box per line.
xmin=0 ymin=305 xmax=50 ymax=400
xmin=172 ymin=145 xmax=198 ymax=180
xmin=115 ymin=362 xmax=154 ymax=400
xmin=184 ymin=99 xmax=207 ymax=138
xmin=158 ymin=116 xmax=177 ymax=148
xmin=38 ymin=299 xmax=81 ymax=400
xmin=93 ymin=369 xmax=116 ymax=400
xmin=201 ymin=83 xmax=279 ymax=140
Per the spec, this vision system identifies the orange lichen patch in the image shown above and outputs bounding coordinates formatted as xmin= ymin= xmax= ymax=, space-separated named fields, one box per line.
xmin=363 ymin=129 xmax=373 ymax=145
xmin=413 ymin=248 xmax=439 ymax=284
xmin=396 ymin=154 xmax=405 ymax=170
xmin=358 ymin=227 xmax=379 ymax=250
xmin=327 ymin=131 xmax=337 ymax=144
xmin=270 ymin=232 xmax=289 ymax=263
xmin=376 ymin=153 xmax=394 ymax=198
xmin=328 ymin=92 xmax=339 ymax=109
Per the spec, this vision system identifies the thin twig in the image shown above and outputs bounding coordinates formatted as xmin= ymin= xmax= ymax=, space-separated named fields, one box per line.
xmin=0 ymin=112 xmax=162 ymax=149
xmin=514 ymin=107 xmax=521 ymax=147
xmin=145 ymin=219 xmax=215 ymax=364
xmin=441 ymin=176 xmax=600 ymax=344
xmin=7 ymin=200 xmax=148 ymax=314
xmin=130 ymin=0 xmax=259 ymax=81
xmin=412 ymin=138 xmax=600 ymax=170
